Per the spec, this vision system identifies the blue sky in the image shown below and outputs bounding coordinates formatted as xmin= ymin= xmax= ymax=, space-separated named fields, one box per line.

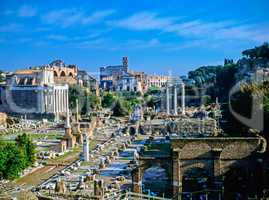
xmin=0 ymin=0 xmax=268 ymax=76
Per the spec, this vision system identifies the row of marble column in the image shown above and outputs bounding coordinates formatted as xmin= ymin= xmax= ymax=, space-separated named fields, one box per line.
xmin=53 ymin=89 xmax=68 ymax=114
xmin=166 ymin=83 xmax=185 ymax=115
xmin=43 ymin=87 xmax=69 ymax=121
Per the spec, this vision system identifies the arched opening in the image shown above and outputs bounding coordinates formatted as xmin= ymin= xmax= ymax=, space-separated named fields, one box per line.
xmin=54 ymin=71 xmax=58 ymax=77
xmin=224 ymin=166 xmax=262 ymax=200
xmin=142 ymin=165 xmax=170 ymax=197
xmin=129 ymin=126 xmax=136 ymax=135
xmin=60 ymin=71 xmax=66 ymax=77
xmin=182 ymin=167 xmax=211 ymax=198
xmin=68 ymin=72 xmax=73 ymax=77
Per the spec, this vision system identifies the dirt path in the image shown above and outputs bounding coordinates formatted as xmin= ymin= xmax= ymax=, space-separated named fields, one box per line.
xmin=16 ymin=148 xmax=81 ymax=187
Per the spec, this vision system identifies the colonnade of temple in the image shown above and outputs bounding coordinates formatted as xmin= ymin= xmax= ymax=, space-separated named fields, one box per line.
xmin=42 ymin=85 xmax=69 ymax=120
xmin=166 ymin=81 xmax=185 ymax=115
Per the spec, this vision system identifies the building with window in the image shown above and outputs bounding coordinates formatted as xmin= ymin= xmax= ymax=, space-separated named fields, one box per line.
xmin=0 ymin=68 xmax=69 ymax=120
xmin=116 ymin=72 xmax=142 ymax=92
xmin=77 ymin=70 xmax=99 ymax=95
xmin=146 ymin=75 xmax=171 ymax=89
xmin=100 ymin=57 xmax=128 ymax=90
xmin=44 ymin=60 xmax=78 ymax=85
xmin=129 ymin=71 xmax=147 ymax=93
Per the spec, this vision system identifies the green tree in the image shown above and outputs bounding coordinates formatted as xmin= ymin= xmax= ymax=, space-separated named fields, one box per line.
xmin=146 ymin=97 xmax=155 ymax=108
xmin=69 ymin=85 xmax=86 ymax=111
xmin=188 ymin=66 xmax=221 ymax=86
xmin=214 ymin=63 xmax=238 ymax=102
xmin=81 ymin=91 xmax=101 ymax=114
xmin=102 ymin=92 xmax=116 ymax=108
xmin=242 ymin=42 xmax=269 ymax=59
xmin=16 ymin=133 xmax=36 ymax=166
xmin=145 ymin=86 xmax=161 ymax=96
xmin=88 ymin=93 xmax=101 ymax=110
xmin=0 ymin=143 xmax=27 ymax=179
xmin=112 ymin=99 xmax=129 ymax=117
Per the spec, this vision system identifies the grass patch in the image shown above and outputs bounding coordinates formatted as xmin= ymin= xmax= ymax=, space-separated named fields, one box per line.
xmin=89 ymin=139 xmax=98 ymax=150
xmin=29 ymin=132 xmax=62 ymax=140
xmin=51 ymin=145 xmax=82 ymax=162
xmin=0 ymin=139 xmax=16 ymax=144
xmin=80 ymin=161 xmax=95 ymax=166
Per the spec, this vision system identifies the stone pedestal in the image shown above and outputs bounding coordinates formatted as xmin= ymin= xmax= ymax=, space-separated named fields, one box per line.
xmin=64 ymin=127 xmax=75 ymax=149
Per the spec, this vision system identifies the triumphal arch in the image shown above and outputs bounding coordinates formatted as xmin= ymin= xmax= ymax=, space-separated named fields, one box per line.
xmin=131 ymin=136 xmax=266 ymax=197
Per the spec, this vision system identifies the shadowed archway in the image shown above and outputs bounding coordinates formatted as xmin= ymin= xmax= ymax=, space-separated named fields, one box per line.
xmin=142 ymin=165 xmax=171 ymax=197
xmin=182 ymin=167 xmax=211 ymax=193
xmin=60 ymin=71 xmax=66 ymax=77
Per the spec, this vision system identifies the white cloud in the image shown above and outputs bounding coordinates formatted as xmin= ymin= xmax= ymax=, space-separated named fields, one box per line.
xmin=34 ymin=41 xmax=49 ymax=47
xmin=82 ymin=10 xmax=115 ymax=25
xmin=42 ymin=9 xmax=82 ymax=27
xmin=72 ymin=32 xmax=104 ymax=41
xmin=1 ymin=5 xmax=36 ymax=18
xmin=111 ymin=11 xmax=269 ymax=43
xmin=109 ymin=11 xmax=176 ymax=31
xmin=45 ymin=30 xmax=109 ymax=43
xmin=72 ymin=37 xmax=163 ymax=51
xmin=42 ymin=9 xmax=115 ymax=27
xmin=74 ymin=38 xmax=107 ymax=49
xmin=124 ymin=38 xmax=161 ymax=49
xmin=18 ymin=5 xmax=37 ymax=17
xmin=164 ymin=40 xmax=206 ymax=51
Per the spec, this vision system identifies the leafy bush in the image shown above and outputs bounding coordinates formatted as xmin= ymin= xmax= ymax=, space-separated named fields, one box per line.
xmin=112 ymin=99 xmax=129 ymax=116
xmin=69 ymin=85 xmax=101 ymax=115
xmin=0 ymin=133 xmax=36 ymax=180
xmin=101 ymin=92 xmax=116 ymax=108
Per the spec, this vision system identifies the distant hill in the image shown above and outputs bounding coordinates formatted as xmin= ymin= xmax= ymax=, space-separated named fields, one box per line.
xmin=186 ymin=42 xmax=269 ymax=102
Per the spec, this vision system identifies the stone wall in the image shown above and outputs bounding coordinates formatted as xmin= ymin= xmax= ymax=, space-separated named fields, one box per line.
xmin=54 ymin=76 xmax=77 ymax=85
xmin=0 ymin=86 xmax=39 ymax=113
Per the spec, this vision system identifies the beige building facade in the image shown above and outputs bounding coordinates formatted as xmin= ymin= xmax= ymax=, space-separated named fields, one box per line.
xmin=146 ymin=75 xmax=171 ymax=89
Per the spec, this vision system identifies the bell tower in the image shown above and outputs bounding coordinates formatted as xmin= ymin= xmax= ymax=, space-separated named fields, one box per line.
xmin=122 ymin=57 xmax=128 ymax=72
